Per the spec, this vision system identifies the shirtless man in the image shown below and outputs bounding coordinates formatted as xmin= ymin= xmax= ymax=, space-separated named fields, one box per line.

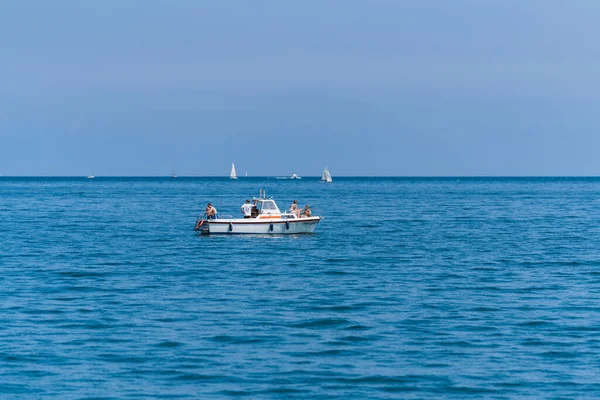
xmin=302 ymin=205 xmax=311 ymax=218
xmin=205 ymin=203 xmax=217 ymax=219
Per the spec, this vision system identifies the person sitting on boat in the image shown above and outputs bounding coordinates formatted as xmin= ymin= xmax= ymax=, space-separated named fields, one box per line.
xmin=205 ymin=203 xmax=217 ymax=219
xmin=289 ymin=200 xmax=300 ymax=217
xmin=241 ymin=199 xmax=253 ymax=218
xmin=302 ymin=205 xmax=312 ymax=218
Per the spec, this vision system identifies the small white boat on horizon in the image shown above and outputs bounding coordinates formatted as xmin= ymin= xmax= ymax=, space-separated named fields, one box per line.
xmin=230 ymin=163 xmax=238 ymax=180
xmin=194 ymin=194 xmax=321 ymax=235
xmin=172 ymin=164 xmax=177 ymax=179
xmin=87 ymin=175 xmax=95 ymax=179
xmin=321 ymin=167 xmax=332 ymax=183
xmin=290 ymin=173 xmax=301 ymax=180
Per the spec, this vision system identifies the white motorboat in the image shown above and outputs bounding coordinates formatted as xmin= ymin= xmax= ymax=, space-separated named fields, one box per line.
xmin=290 ymin=173 xmax=301 ymax=179
xmin=230 ymin=163 xmax=238 ymax=180
xmin=321 ymin=167 xmax=332 ymax=183
xmin=87 ymin=175 xmax=95 ymax=179
xmin=194 ymin=194 xmax=321 ymax=235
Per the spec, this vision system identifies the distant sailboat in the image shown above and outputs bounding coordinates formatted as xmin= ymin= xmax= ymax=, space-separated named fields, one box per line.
xmin=321 ymin=167 xmax=332 ymax=183
xmin=172 ymin=164 xmax=177 ymax=179
xmin=245 ymin=171 xmax=248 ymax=177
xmin=230 ymin=163 xmax=238 ymax=180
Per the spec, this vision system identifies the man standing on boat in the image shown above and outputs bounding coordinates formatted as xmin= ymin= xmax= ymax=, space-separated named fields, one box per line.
xmin=241 ymin=199 xmax=253 ymax=218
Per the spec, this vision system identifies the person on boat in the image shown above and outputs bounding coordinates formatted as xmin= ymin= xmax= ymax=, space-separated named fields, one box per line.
xmin=241 ymin=199 xmax=253 ymax=218
xmin=289 ymin=200 xmax=300 ymax=217
xmin=251 ymin=200 xmax=259 ymax=218
xmin=302 ymin=205 xmax=312 ymax=218
xmin=205 ymin=203 xmax=217 ymax=219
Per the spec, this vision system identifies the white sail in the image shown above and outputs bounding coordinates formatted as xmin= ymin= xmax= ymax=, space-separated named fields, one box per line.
xmin=321 ymin=167 xmax=332 ymax=182
xmin=230 ymin=163 xmax=238 ymax=179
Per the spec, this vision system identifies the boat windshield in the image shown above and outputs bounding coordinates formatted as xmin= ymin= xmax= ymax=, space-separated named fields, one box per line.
xmin=260 ymin=200 xmax=278 ymax=211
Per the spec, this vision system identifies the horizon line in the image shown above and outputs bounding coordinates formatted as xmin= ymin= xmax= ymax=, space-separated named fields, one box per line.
xmin=1 ymin=175 xmax=600 ymax=179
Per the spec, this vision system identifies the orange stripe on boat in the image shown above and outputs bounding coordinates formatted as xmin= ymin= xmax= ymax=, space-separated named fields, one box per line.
xmin=259 ymin=215 xmax=282 ymax=219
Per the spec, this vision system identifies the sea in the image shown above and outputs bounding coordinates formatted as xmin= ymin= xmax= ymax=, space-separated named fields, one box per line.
xmin=1 ymin=177 xmax=600 ymax=398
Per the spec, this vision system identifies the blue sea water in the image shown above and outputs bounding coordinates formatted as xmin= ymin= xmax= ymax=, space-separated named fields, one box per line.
xmin=2 ymin=177 xmax=600 ymax=398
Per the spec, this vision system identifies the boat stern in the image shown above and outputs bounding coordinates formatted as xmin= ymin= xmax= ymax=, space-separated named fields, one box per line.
xmin=194 ymin=217 xmax=210 ymax=234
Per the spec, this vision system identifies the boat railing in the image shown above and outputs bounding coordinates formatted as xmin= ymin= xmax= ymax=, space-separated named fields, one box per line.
xmin=198 ymin=212 xmax=311 ymax=221
xmin=197 ymin=212 xmax=227 ymax=220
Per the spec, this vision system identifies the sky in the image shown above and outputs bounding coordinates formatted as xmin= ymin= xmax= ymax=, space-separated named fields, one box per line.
xmin=1 ymin=1 xmax=600 ymax=176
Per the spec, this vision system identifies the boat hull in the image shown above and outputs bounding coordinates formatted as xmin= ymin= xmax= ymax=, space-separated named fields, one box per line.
xmin=199 ymin=217 xmax=321 ymax=235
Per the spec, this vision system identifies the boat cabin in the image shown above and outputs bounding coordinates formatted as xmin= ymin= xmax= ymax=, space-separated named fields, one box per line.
xmin=253 ymin=198 xmax=281 ymax=216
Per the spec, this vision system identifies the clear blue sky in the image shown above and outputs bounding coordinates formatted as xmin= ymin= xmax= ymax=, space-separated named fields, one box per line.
xmin=1 ymin=1 xmax=599 ymax=176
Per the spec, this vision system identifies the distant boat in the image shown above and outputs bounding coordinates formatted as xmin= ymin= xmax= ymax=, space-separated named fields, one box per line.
xmin=321 ymin=167 xmax=332 ymax=183
xmin=172 ymin=164 xmax=177 ymax=179
xmin=87 ymin=175 xmax=95 ymax=179
xmin=291 ymin=173 xmax=301 ymax=180
xmin=245 ymin=171 xmax=248 ymax=177
xmin=230 ymin=163 xmax=238 ymax=180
